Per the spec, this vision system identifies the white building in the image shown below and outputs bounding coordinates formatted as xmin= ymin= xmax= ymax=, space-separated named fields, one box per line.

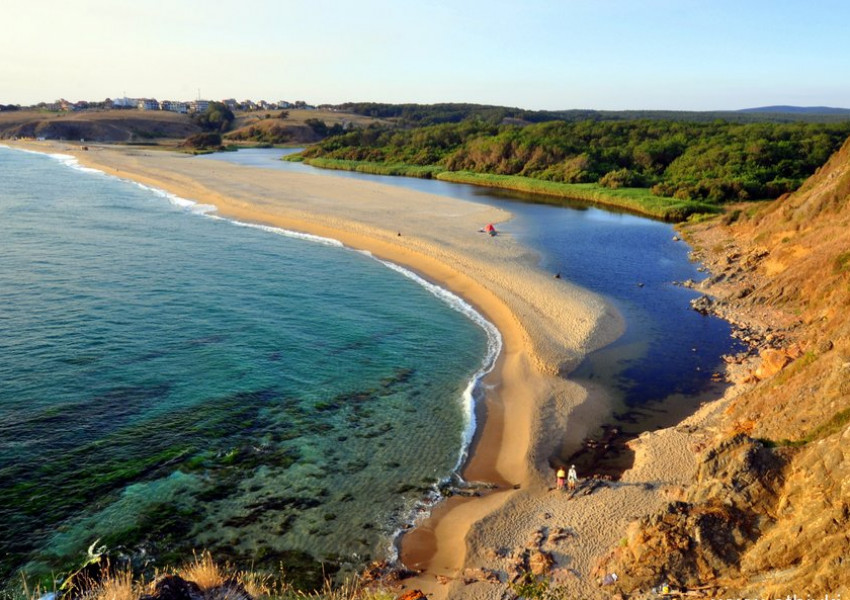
xmin=189 ymin=100 xmax=210 ymax=113
xmin=159 ymin=100 xmax=188 ymax=113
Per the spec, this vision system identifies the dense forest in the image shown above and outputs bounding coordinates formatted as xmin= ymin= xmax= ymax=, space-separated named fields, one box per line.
xmin=301 ymin=118 xmax=850 ymax=204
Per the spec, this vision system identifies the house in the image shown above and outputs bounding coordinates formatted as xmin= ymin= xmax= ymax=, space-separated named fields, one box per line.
xmin=112 ymin=97 xmax=136 ymax=109
xmin=138 ymin=98 xmax=159 ymax=111
xmin=160 ymin=100 xmax=188 ymax=113
xmin=189 ymin=100 xmax=210 ymax=113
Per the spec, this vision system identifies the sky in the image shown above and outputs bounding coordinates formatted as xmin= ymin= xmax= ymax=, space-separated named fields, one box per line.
xmin=3 ymin=0 xmax=849 ymax=111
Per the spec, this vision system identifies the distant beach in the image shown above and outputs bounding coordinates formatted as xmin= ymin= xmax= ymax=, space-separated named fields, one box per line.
xmin=8 ymin=141 xmax=711 ymax=599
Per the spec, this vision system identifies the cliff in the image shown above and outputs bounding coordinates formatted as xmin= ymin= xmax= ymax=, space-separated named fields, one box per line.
xmin=595 ymin=136 xmax=850 ymax=597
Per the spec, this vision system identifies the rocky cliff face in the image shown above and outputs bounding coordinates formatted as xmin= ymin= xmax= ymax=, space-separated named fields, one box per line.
xmin=595 ymin=137 xmax=850 ymax=597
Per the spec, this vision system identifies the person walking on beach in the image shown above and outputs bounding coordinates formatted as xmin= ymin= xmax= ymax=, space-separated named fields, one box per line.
xmin=556 ymin=466 xmax=566 ymax=491
xmin=567 ymin=465 xmax=578 ymax=491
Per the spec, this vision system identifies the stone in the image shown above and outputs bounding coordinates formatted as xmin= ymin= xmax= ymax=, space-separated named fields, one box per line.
xmin=528 ymin=550 xmax=554 ymax=576
xmin=462 ymin=567 xmax=501 ymax=585
xmin=754 ymin=348 xmax=792 ymax=379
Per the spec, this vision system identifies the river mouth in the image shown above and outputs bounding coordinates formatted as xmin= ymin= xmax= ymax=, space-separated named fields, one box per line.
xmin=201 ymin=148 xmax=744 ymax=475
xmin=198 ymin=148 xmax=744 ymax=547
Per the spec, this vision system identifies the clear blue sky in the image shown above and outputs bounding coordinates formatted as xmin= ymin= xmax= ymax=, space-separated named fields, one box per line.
xmin=3 ymin=0 xmax=849 ymax=110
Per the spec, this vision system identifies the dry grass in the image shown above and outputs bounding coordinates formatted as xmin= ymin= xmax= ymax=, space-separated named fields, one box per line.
xmin=93 ymin=570 xmax=138 ymax=600
xmin=176 ymin=551 xmax=226 ymax=590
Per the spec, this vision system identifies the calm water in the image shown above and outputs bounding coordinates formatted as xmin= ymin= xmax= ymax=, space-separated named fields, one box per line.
xmin=0 ymin=147 xmax=495 ymax=583
xmin=204 ymin=150 xmax=739 ymax=413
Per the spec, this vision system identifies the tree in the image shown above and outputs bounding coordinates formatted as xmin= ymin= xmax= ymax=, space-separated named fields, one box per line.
xmin=194 ymin=102 xmax=235 ymax=132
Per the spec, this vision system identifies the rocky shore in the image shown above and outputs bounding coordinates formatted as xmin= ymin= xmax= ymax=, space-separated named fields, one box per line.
xmin=589 ymin=137 xmax=850 ymax=597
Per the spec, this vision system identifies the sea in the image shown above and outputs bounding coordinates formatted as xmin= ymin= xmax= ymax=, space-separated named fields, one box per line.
xmin=0 ymin=147 xmax=496 ymax=585
xmin=0 ymin=146 xmax=739 ymax=587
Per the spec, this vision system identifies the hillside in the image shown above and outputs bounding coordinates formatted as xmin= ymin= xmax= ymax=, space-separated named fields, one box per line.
xmin=0 ymin=110 xmax=201 ymax=142
xmin=739 ymin=105 xmax=850 ymax=115
xmin=594 ymin=136 xmax=850 ymax=596
xmin=225 ymin=109 xmax=389 ymax=145
xmin=0 ymin=108 xmax=385 ymax=146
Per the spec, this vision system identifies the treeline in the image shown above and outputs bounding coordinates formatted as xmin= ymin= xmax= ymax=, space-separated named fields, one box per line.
xmin=335 ymin=102 xmax=850 ymax=126
xmin=335 ymin=102 xmax=563 ymax=126
xmin=301 ymin=119 xmax=850 ymax=202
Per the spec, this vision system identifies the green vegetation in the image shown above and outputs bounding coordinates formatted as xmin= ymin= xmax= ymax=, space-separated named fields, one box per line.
xmin=181 ymin=132 xmax=223 ymax=152
xmin=292 ymin=116 xmax=850 ymax=219
xmin=193 ymin=102 xmax=235 ymax=133
xmin=290 ymin=156 xmax=718 ymax=220
xmin=507 ymin=572 xmax=569 ymax=600
xmin=435 ymin=170 xmax=718 ymax=221
xmin=336 ymin=102 xmax=850 ymax=127
xmin=763 ymin=406 xmax=850 ymax=449
xmin=305 ymin=119 xmax=346 ymax=138
xmin=227 ymin=124 xmax=291 ymax=145
xmin=294 ymin=157 xmax=443 ymax=179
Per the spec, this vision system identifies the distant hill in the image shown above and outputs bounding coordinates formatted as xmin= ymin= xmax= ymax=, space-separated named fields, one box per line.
xmin=336 ymin=102 xmax=850 ymax=125
xmin=739 ymin=105 xmax=850 ymax=115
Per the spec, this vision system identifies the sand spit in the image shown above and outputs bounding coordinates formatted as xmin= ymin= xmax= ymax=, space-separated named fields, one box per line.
xmin=7 ymin=142 xmax=706 ymax=599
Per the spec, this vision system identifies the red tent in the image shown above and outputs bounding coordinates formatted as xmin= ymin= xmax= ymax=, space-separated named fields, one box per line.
xmin=484 ymin=223 xmax=497 ymax=236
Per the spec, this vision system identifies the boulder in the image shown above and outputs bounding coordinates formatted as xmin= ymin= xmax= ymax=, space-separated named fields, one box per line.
xmin=528 ymin=550 xmax=554 ymax=576
xmin=754 ymin=348 xmax=792 ymax=379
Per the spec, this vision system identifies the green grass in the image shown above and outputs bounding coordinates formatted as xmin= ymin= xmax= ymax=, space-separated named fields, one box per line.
xmin=289 ymin=157 xmax=719 ymax=221
xmin=295 ymin=157 xmax=443 ymax=179
xmin=435 ymin=171 xmax=718 ymax=221
xmin=802 ymin=407 xmax=850 ymax=443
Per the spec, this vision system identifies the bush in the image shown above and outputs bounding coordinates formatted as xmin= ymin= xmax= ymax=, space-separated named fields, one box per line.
xmin=182 ymin=132 xmax=223 ymax=151
xmin=599 ymin=168 xmax=644 ymax=189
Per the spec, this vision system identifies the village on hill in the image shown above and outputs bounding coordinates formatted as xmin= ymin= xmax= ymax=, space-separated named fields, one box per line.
xmin=0 ymin=96 xmax=324 ymax=114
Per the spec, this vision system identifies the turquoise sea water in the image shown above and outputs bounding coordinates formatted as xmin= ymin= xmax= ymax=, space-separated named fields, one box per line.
xmin=0 ymin=147 xmax=496 ymax=583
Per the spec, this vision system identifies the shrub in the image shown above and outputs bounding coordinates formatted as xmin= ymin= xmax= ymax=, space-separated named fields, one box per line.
xmin=182 ymin=132 xmax=223 ymax=151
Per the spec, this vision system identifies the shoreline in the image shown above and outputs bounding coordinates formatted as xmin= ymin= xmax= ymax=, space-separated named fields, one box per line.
xmin=7 ymin=141 xmax=681 ymax=599
xmin=291 ymin=156 xmax=719 ymax=222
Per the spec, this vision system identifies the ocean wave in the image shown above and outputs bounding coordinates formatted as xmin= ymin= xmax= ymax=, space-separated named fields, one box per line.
xmin=216 ymin=217 xmax=344 ymax=247
xmin=373 ymin=257 xmax=501 ymax=470
xmin=4 ymin=146 xmax=216 ymax=215
xmin=130 ymin=181 xmax=216 ymax=215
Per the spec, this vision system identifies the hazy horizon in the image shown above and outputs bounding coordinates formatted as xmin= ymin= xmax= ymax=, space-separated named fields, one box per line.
xmin=4 ymin=0 xmax=849 ymax=111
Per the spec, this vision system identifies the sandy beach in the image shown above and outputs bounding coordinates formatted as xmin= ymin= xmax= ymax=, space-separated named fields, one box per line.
xmin=8 ymin=141 xmax=707 ymax=598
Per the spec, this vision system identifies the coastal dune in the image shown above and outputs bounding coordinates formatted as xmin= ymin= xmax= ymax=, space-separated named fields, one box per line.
xmin=10 ymin=142 xmax=691 ymax=598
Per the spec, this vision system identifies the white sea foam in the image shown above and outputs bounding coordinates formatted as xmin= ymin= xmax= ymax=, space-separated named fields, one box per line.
xmin=217 ymin=217 xmax=345 ymax=247
xmin=374 ymin=257 xmax=502 ymax=471
xmin=371 ymin=257 xmax=502 ymax=564
xmin=34 ymin=149 xmax=218 ymax=215
xmin=131 ymin=181 xmax=217 ymax=215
